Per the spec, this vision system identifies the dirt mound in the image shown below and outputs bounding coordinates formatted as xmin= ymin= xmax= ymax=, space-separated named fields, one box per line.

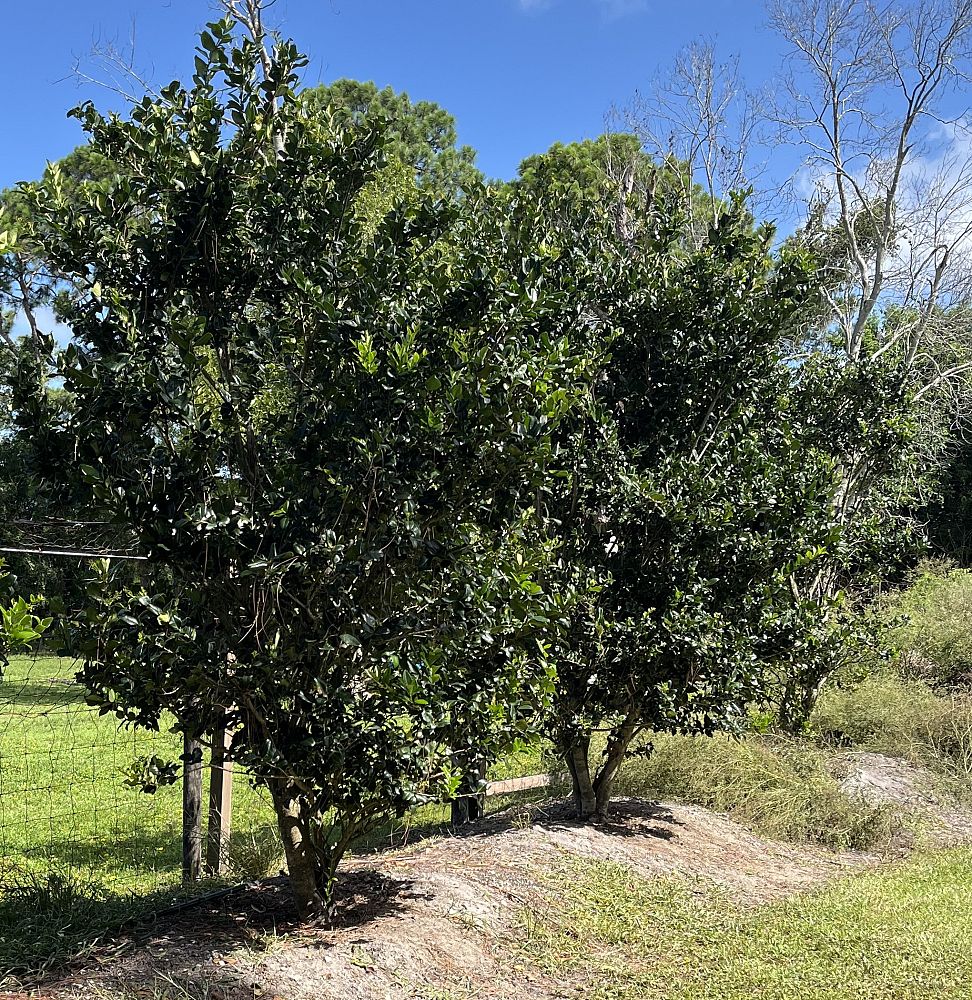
xmin=47 ymin=798 xmax=873 ymax=1000
xmin=834 ymin=751 xmax=972 ymax=847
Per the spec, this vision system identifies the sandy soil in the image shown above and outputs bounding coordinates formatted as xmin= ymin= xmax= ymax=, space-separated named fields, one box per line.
xmin=39 ymin=796 xmax=881 ymax=1000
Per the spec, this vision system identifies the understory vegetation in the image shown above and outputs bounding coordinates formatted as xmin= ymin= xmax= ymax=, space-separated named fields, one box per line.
xmin=614 ymin=732 xmax=904 ymax=851
xmin=813 ymin=673 xmax=972 ymax=793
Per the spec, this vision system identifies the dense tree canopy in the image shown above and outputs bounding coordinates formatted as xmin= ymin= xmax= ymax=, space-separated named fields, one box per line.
xmin=530 ymin=186 xmax=841 ymax=814
xmin=9 ymin=0 xmax=961 ymax=919
xmin=13 ymin=20 xmax=601 ymax=917
xmin=300 ymin=79 xmax=482 ymax=196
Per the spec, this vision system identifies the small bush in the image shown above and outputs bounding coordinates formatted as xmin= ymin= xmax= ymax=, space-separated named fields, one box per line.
xmin=811 ymin=672 xmax=972 ymax=788
xmin=225 ymin=825 xmax=283 ymax=882
xmin=614 ymin=732 xmax=901 ymax=851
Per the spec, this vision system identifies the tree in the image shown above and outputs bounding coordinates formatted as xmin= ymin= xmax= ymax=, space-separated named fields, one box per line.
xmin=514 ymin=133 xmax=698 ymax=245
xmin=15 ymin=19 xmax=595 ymax=918
xmin=0 ymin=148 xmax=123 ymax=610
xmin=300 ymin=79 xmax=482 ymax=197
xmin=621 ymin=39 xmax=762 ymax=229
xmin=538 ymin=186 xmax=839 ymax=818
xmin=760 ymin=0 xmax=972 ymax=720
xmin=924 ymin=433 xmax=972 ymax=565
xmin=624 ymin=7 xmax=972 ymax=724
xmin=770 ymin=0 xmax=972 ymax=377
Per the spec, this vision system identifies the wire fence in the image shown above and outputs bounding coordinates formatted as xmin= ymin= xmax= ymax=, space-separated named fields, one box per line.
xmin=0 ymin=650 xmax=280 ymax=902
xmin=0 ymin=647 xmax=555 ymax=984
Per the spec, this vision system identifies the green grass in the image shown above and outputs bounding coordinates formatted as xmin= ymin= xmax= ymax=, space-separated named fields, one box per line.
xmin=0 ymin=654 xmax=277 ymax=894
xmin=614 ymin=731 xmax=904 ymax=851
xmin=0 ymin=653 xmax=553 ymax=982
xmin=522 ymin=847 xmax=972 ymax=999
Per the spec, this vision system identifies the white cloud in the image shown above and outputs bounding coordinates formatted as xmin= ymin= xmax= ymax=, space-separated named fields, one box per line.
xmin=515 ymin=0 xmax=648 ymax=16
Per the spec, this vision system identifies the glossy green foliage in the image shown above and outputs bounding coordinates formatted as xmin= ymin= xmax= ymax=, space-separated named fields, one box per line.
xmin=539 ymin=190 xmax=842 ymax=811
xmin=0 ymin=562 xmax=51 ymax=671
xmin=17 ymin=20 xmax=595 ymax=910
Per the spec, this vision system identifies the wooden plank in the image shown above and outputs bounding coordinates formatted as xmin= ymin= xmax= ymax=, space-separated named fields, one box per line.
xmin=182 ymin=734 xmax=204 ymax=883
xmin=486 ymin=772 xmax=558 ymax=796
xmin=206 ymin=724 xmax=234 ymax=875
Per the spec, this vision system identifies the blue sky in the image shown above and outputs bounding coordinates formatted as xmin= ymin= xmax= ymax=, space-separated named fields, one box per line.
xmin=1 ymin=0 xmax=782 ymax=191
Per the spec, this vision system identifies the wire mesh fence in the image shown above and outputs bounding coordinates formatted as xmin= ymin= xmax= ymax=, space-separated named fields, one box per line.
xmin=0 ymin=650 xmax=280 ymax=902
xmin=0 ymin=647 xmax=555 ymax=984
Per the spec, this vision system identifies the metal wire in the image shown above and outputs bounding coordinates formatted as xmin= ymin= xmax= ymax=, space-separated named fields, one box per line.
xmin=0 ymin=652 xmax=192 ymax=896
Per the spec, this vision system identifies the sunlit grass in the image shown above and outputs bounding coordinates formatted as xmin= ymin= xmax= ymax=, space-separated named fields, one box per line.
xmin=522 ymin=848 xmax=972 ymax=999
xmin=0 ymin=653 xmax=276 ymax=895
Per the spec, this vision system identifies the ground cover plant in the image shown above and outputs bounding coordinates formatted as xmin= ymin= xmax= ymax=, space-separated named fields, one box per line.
xmin=523 ymin=847 xmax=972 ymax=999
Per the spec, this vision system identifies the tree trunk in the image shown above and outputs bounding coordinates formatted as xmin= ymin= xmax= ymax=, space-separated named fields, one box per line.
xmin=779 ymin=673 xmax=825 ymax=734
xmin=592 ymin=716 xmax=641 ymax=819
xmin=269 ymin=779 xmax=328 ymax=922
xmin=564 ymin=737 xmax=598 ymax=819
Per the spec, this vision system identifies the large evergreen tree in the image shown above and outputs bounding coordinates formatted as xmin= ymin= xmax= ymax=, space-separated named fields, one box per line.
xmin=13 ymin=20 xmax=595 ymax=917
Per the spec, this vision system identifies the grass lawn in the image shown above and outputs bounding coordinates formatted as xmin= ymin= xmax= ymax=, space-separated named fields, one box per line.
xmin=0 ymin=653 xmax=278 ymax=897
xmin=524 ymin=847 xmax=972 ymax=999
xmin=0 ymin=653 xmax=554 ymax=981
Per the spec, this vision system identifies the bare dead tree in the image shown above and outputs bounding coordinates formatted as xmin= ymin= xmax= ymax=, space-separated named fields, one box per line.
xmin=220 ymin=0 xmax=289 ymax=155
xmin=770 ymin=0 xmax=972 ymax=382
xmin=620 ymin=39 xmax=763 ymax=229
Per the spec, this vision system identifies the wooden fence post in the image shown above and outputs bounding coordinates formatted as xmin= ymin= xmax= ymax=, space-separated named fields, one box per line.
xmin=206 ymin=722 xmax=234 ymax=876
xmin=450 ymin=758 xmax=487 ymax=827
xmin=182 ymin=734 xmax=203 ymax=883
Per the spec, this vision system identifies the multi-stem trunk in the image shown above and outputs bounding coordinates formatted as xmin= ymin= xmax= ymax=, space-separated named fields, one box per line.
xmin=565 ymin=735 xmax=598 ymax=818
xmin=563 ymin=714 xmax=642 ymax=821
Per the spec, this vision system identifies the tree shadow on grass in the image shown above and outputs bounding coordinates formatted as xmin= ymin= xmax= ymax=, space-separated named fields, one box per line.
xmin=0 ymin=870 xmax=204 ymax=989
xmin=21 ymin=825 xmax=184 ymax=878
xmin=0 ymin=679 xmax=86 ymax=712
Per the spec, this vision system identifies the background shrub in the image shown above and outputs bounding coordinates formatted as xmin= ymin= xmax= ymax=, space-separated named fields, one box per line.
xmin=888 ymin=564 xmax=972 ymax=690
